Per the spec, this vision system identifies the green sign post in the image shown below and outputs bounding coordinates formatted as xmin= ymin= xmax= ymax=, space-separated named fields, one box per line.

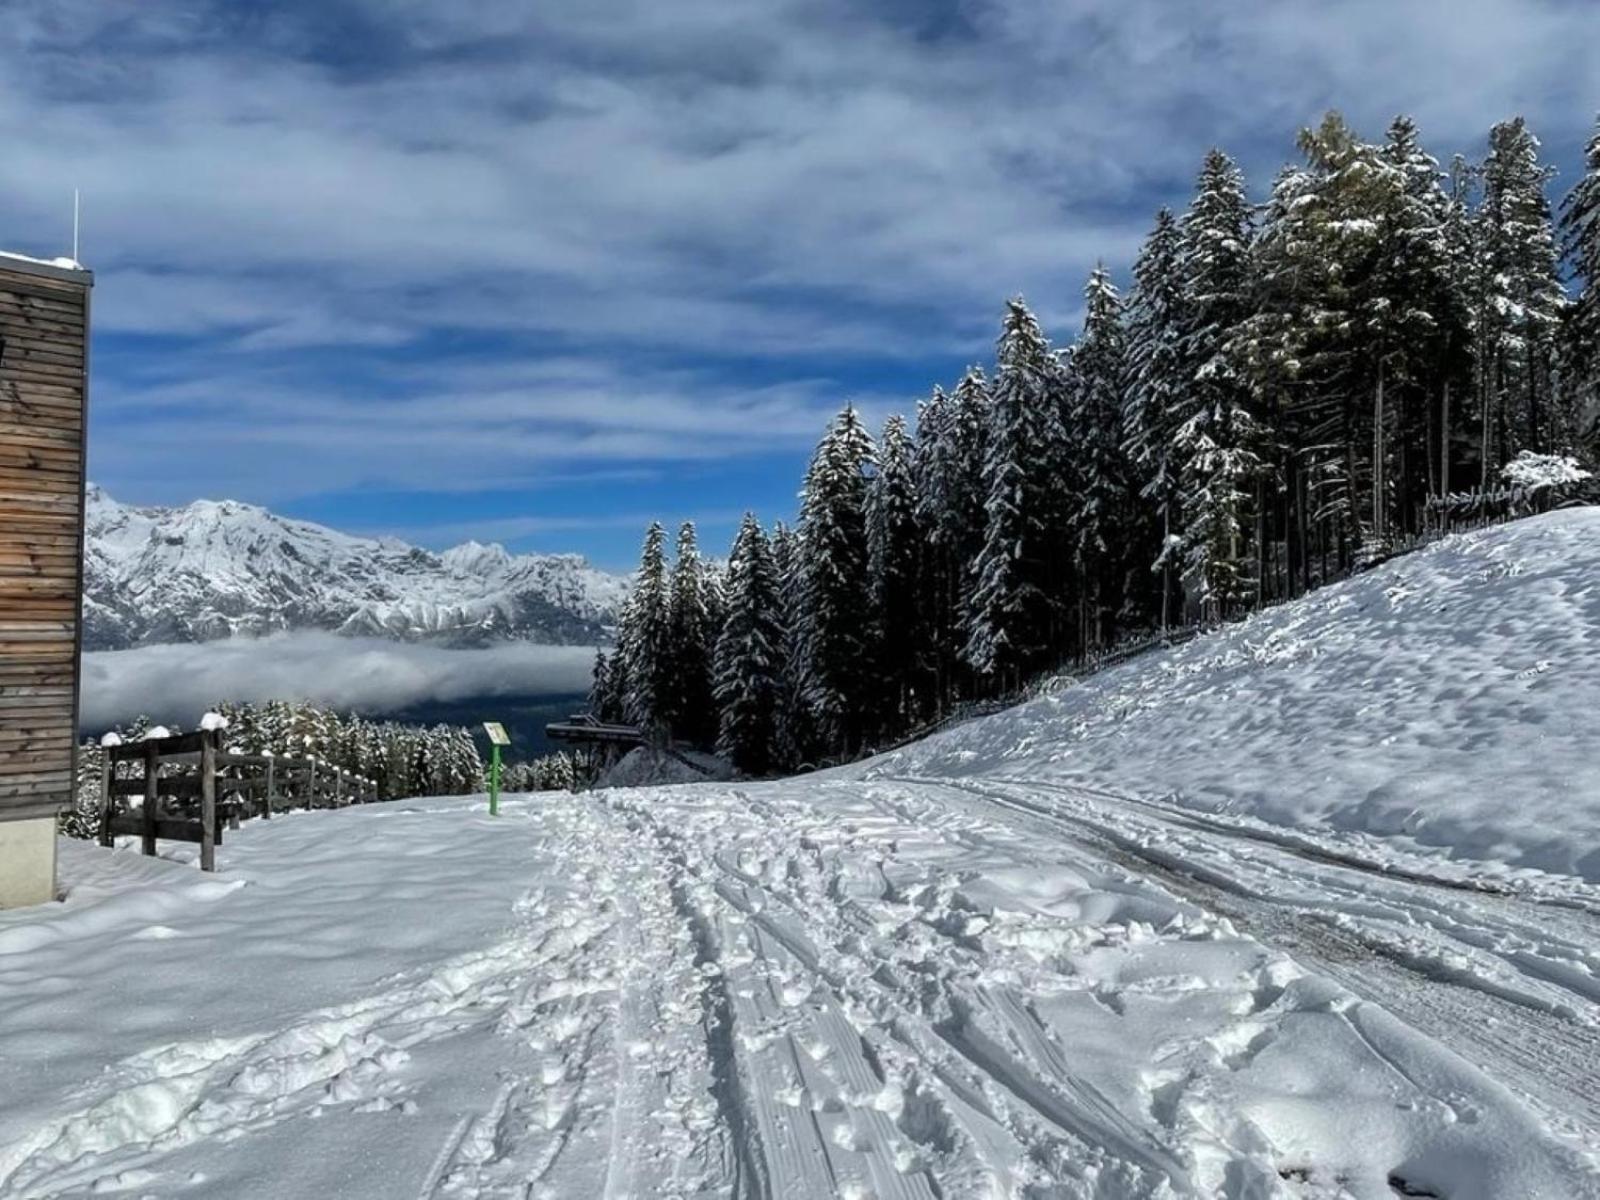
xmin=483 ymin=722 xmax=511 ymax=816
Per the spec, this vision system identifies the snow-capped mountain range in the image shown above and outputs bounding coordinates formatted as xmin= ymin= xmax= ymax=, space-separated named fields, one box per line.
xmin=83 ymin=487 xmax=628 ymax=651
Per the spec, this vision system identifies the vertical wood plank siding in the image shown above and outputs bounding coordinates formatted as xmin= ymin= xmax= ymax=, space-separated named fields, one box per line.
xmin=0 ymin=259 xmax=91 ymax=822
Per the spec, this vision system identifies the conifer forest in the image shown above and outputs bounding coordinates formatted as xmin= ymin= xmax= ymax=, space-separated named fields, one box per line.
xmin=597 ymin=111 xmax=1600 ymax=774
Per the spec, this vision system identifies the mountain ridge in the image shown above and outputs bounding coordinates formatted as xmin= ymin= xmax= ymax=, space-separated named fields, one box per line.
xmin=83 ymin=486 xmax=628 ymax=651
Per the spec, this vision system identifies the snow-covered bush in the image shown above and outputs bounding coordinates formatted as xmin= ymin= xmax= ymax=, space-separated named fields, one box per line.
xmin=1502 ymin=451 xmax=1593 ymax=492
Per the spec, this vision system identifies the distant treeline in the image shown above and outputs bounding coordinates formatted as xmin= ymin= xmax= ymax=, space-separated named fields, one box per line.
xmin=63 ymin=701 xmax=579 ymax=838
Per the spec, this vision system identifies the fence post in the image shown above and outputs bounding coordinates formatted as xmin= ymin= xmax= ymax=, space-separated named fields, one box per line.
xmin=264 ymin=757 xmax=275 ymax=819
xmin=200 ymin=730 xmax=217 ymax=873
xmin=141 ymin=742 xmax=158 ymax=858
xmin=97 ymin=751 xmax=113 ymax=848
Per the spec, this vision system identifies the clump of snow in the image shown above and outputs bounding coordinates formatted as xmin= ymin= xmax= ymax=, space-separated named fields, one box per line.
xmin=862 ymin=509 xmax=1600 ymax=883
xmin=0 ymin=248 xmax=86 ymax=273
xmin=99 ymin=732 xmax=122 ymax=748
xmin=140 ymin=726 xmax=171 ymax=741
xmin=1502 ymin=450 xmax=1592 ymax=492
xmin=198 ymin=711 xmax=229 ymax=732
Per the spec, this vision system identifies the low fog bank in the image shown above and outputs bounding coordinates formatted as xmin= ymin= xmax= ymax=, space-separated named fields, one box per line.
xmin=81 ymin=633 xmax=600 ymax=730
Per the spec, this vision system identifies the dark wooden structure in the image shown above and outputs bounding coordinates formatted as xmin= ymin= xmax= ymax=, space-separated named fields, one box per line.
xmin=544 ymin=714 xmax=719 ymax=783
xmin=0 ymin=251 xmax=92 ymax=907
xmin=99 ymin=729 xmax=378 ymax=872
xmin=545 ymin=714 xmax=649 ymax=748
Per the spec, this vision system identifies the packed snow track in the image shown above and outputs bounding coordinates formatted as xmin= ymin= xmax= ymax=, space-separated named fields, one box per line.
xmin=2 ymin=783 xmax=1596 ymax=1200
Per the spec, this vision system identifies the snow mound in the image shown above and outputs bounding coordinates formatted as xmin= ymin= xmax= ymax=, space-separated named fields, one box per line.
xmin=861 ymin=509 xmax=1600 ymax=882
xmin=597 ymin=746 xmax=733 ymax=789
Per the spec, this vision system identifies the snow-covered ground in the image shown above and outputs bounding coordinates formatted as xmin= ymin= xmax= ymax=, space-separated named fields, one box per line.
xmin=867 ymin=509 xmax=1600 ymax=883
xmin=3 ymin=514 xmax=1600 ymax=1198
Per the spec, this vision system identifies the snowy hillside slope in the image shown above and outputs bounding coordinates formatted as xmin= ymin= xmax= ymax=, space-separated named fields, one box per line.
xmin=6 ymin=514 xmax=1600 ymax=1197
xmin=861 ymin=509 xmax=1600 ymax=883
xmin=2 ymin=785 xmax=1597 ymax=1199
xmin=82 ymin=487 xmax=627 ymax=650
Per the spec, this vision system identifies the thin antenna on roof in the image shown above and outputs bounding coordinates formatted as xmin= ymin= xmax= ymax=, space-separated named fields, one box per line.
xmin=72 ymin=189 xmax=80 ymax=263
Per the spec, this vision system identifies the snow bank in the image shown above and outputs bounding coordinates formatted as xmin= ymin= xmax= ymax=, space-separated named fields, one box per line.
xmin=862 ymin=510 xmax=1600 ymax=882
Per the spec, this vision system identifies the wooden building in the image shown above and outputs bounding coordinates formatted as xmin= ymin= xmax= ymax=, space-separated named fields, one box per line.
xmin=0 ymin=251 xmax=92 ymax=908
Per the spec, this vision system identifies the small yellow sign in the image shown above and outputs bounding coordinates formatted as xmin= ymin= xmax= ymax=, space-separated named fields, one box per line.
xmin=483 ymin=722 xmax=511 ymax=746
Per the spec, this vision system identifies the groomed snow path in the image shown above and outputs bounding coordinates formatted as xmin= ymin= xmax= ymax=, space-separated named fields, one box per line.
xmin=2 ymin=783 xmax=1597 ymax=1199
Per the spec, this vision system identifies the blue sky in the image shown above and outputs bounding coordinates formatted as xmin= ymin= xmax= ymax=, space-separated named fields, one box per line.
xmin=2 ymin=0 xmax=1596 ymax=571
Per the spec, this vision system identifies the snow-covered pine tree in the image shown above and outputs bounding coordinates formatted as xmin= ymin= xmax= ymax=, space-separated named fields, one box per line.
xmin=1124 ymin=208 xmax=1190 ymax=626
xmin=1561 ymin=114 xmax=1600 ymax=439
xmin=866 ymin=413 xmax=925 ymax=731
xmin=665 ymin=521 xmax=716 ymax=746
xmin=713 ymin=514 xmax=785 ymax=776
xmin=1064 ymin=265 xmax=1140 ymax=646
xmin=620 ymin=522 xmax=671 ymax=731
xmin=589 ymin=650 xmax=617 ymax=724
xmin=384 ymin=727 xmax=414 ymax=800
xmin=543 ymin=752 xmax=577 ymax=791
xmin=912 ymin=385 xmax=953 ymax=670
xmin=1438 ymin=153 xmax=1481 ymax=497
xmin=703 ymin=555 xmax=728 ymax=658
xmin=1175 ymin=148 xmax=1262 ymax=617
xmin=914 ymin=371 xmax=989 ymax=710
xmin=769 ymin=520 xmax=814 ymax=769
xmin=796 ymin=406 xmax=875 ymax=757
xmin=964 ymin=299 xmax=1064 ymax=685
xmin=61 ymin=740 xmax=104 ymax=840
xmin=1282 ymin=113 xmax=1456 ymax=555
xmin=1043 ymin=344 xmax=1083 ymax=660
xmin=1477 ymin=117 xmax=1567 ymax=474
xmin=448 ymin=726 xmax=484 ymax=794
xmin=1376 ymin=115 xmax=1473 ymax=534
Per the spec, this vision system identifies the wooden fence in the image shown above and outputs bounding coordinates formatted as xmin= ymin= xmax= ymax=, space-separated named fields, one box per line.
xmin=1420 ymin=485 xmax=1534 ymax=536
xmin=98 ymin=728 xmax=378 ymax=871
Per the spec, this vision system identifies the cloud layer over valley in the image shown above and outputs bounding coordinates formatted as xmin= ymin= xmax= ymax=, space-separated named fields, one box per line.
xmin=80 ymin=634 xmax=598 ymax=730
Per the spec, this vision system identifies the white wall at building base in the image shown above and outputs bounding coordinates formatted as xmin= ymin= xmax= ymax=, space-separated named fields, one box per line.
xmin=0 ymin=819 xmax=58 ymax=909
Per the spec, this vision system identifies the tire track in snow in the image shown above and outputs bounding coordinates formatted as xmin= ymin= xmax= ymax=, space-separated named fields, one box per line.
xmin=887 ymin=775 xmax=1600 ymax=1159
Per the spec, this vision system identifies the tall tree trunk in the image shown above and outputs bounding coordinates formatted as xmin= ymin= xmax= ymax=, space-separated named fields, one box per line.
xmin=1159 ymin=507 xmax=1171 ymax=633
xmin=1440 ymin=380 xmax=1450 ymax=498
xmin=1480 ymin=355 xmax=1492 ymax=491
xmin=1373 ymin=359 xmax=1386 ymax=545
xmin=1255 ymin=475 xmax=1267 ymax=609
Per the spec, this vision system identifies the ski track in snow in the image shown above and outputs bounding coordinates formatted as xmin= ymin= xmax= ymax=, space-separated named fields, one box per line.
xmin=3 ymin=781 xmax=1599 ymax=1199
xmin=875 ymin=777 xmax=1600 ymax=1145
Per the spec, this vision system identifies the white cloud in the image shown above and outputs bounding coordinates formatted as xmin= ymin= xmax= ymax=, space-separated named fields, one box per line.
xmin=80 ymin=634 xmax=598 ymax=730
xmin=5 ymin=0 xmax=1595 ymax=510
